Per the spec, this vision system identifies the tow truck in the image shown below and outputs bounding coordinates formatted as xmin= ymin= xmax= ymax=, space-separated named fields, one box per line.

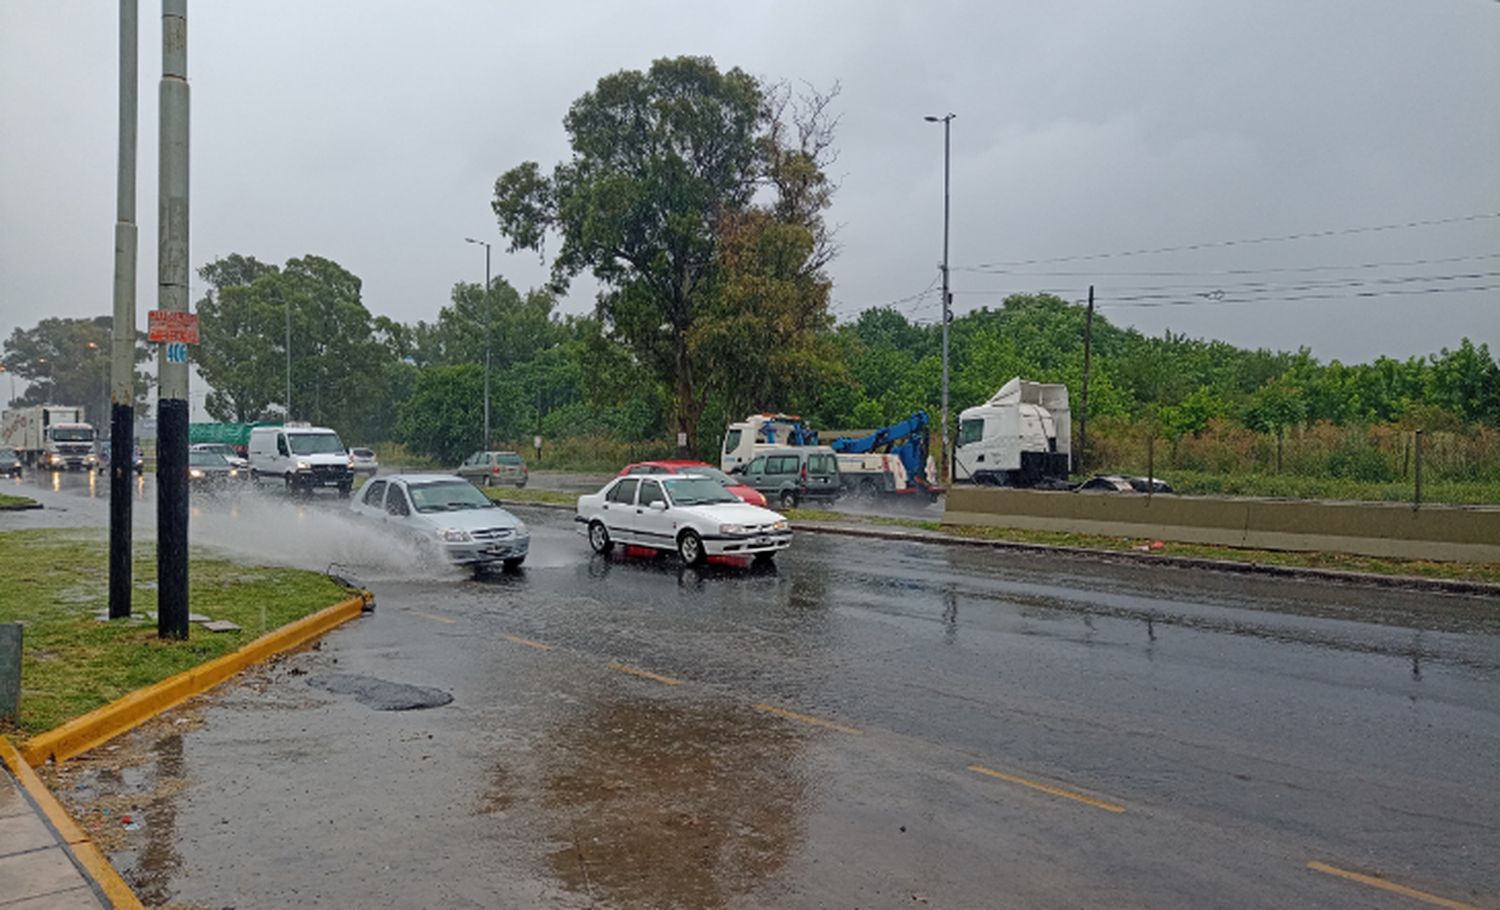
xmin=721 ymin=411 xmax=942 ymax=504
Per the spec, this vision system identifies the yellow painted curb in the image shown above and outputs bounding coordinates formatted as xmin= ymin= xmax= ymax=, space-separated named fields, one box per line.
xmin=21 ymin=591 xmax=371 ymax=766
xmin=0 ymin=736 xmax=146 ymax=910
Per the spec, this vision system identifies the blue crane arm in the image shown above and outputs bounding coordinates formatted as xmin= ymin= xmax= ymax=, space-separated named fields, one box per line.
xmin=830 ymin=411 xmax=933 ymax=483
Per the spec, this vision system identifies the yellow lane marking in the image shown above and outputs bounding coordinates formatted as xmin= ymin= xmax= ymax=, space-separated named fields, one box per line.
xmin=753 ymin=703 xmax=862 ymax=735
xmin=967 ymin=764 xmax=1127 ymax=814
xmin=408 ymin=610 xmax=457 ymax=624
xmin=607 ymin=662 xmax=682 ymax=685
xmin=501 ymin=633 xmax=553 ymax=651
xmin=1307 ymin=862 xmax=1483 ymax=910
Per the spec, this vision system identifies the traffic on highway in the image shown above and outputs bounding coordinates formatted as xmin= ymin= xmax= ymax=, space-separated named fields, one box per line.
xmin=5 ymin=465 xmax=1496 ymax=909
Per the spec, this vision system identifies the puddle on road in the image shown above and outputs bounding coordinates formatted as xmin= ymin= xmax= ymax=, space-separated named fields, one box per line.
xmin=527 ymin=696 xmax=809 ymax=909
xmin=306 ymin=672 xmax=453 ymax=710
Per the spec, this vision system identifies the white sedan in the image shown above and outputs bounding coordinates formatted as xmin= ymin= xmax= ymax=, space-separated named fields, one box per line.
xmin=350 ymin=473 xmax=529 ymax=573
xmin=576 ymin=473 xmax=792 ymax=565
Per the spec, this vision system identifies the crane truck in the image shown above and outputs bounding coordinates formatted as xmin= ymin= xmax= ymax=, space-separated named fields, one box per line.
xmin=952 ymin=377 xmax=1071 ymax=486
xmin=720 ymin=411 xmax=942 ymax=502
xmin=0 ymin=405 xmax=98 ymax=470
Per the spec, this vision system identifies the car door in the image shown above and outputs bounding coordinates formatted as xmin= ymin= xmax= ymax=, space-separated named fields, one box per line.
xmin=601 ymin=477 xmax=639 ymax=542
xmin=741 ymin=456 xmax=768 ymax=496
xmin=633 ymin=478 xmax=674 ymax=549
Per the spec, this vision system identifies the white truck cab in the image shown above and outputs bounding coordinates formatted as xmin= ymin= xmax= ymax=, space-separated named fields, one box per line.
xmin=248 ymin=423 xmax=354 ymax=496
xmin=953 ymin=378 xmax=1072 ymax=486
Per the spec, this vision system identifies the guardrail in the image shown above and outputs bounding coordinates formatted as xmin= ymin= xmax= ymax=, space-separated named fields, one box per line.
xmin=944 ymin=488 xmax=1500 ymax=562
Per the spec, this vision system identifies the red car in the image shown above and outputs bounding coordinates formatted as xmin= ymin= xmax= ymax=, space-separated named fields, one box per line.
xmin=617 ymin=460 xmax=769 ymax=508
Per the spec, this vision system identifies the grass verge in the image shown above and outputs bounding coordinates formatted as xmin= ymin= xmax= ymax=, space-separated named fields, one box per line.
xmin=0 ymin=492 xmax=40 ymax=510
xmin=783 ymin=508 xmax=1500 ymax=585
xmin=481 ymin=487 xmax=576 ymax=507
xmin=0 ymin=529 xmax=354 ymax=739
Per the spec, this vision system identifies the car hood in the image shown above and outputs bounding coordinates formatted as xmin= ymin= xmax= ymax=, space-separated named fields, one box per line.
xmin=411 ymin=506 xmax=526 ymax=534
xmin=294 ymin=453 xmax=348 ymax=467
xmin=674 ymin=501 xmax=785 ymax=525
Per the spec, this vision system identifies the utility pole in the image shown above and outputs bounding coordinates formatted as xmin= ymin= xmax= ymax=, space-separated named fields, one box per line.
xmin=925 ymin=113 xmax=955 ymax=482
xmin=156 ymin=0 xmax=190 ymax=640
xmin=1078 ymin=285 xmax=1094 ymax=476
xmin=465 ymin=237 xmax=492 ymax=449
xmin=108 ymin=0 xmax=138 ymax=621
xmin=284 ymin=295 xmax=291 ymax=419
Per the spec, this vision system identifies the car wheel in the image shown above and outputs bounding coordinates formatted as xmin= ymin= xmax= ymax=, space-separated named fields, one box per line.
xmin=337 ymin=484 xmax=352 ymax=498
xmin=503 ymin=557 xmax=525 ymax=571
xmin=678 ymin=529 xmax=706 ymax=566
xmin=514 ymin=482 xmax=525 ymax=489
xmin=856 ymin=480 xmax=878 ymax=503
xmin=779 ymin=489 xmax=798 ymax=509
xmin=753 ymin=552 xmax=776 ymax=566
xmin=588 ymin=520 xmax=613 ymax=554
xmin=483 ymin=474 xmax=493 ymax=488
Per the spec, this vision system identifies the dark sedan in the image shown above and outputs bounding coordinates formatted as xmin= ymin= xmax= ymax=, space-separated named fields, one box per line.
xmin=188 ymin=450 xmax=241 ymax=489
xmin=0 ymin=447 xmax=21 ymax=477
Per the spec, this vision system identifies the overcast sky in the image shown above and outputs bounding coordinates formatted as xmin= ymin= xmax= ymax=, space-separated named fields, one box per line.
xmin=3 ymin=0 xmax=1497 ymax=404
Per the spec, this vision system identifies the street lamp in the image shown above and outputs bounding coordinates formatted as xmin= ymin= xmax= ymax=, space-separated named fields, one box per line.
xmin=924 ymin=113 xmax=955 ymax=483
xmin=464 ymin=237 xmax=492 ymax=450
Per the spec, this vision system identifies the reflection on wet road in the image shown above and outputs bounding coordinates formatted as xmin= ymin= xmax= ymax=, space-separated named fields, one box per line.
xmin=11 ymin=477 xmax=1499 ymax=908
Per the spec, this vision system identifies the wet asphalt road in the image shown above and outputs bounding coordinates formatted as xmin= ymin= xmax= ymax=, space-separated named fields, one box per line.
xmin=7 ymin=470 xmax=1499 ymax=909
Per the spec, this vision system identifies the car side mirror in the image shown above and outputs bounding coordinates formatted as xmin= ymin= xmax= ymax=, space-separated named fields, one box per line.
xmin=648 ymin=501 xmax=667 ymax=512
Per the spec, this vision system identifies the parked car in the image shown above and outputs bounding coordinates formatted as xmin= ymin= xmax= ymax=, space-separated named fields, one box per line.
xmin=99 ymin=441 xmax=144 ymax=474
xmin=190 ymin=442 xmax=248 ymax=469
xmin=456 ymin=450 xmax=529 ymax=488
xmin=0 ymin=447 xmax=21 ymax=477
xmin=350 ymin=473 xmax=529 ymax=573
xmin=576 ymin=473 xmax=791 ymax=566
xmin=732 ymin=446 xmax=841 ymax=509
xmin=1076 ymin=474 xmax=1175 ymax=494
xmin=188 ymin=450 xmax=240 ymax=489
xmin=248 ymin=424 xmax=354 ymax=496
xmin=349 ymin=447 xmax=379 ymax=476
xmin=618 ymin=460 xmax=769 ymax=508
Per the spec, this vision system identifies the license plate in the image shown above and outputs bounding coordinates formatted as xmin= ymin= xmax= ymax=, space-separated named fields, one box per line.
xmin=753 ymin=536 xmax=773 ymax=546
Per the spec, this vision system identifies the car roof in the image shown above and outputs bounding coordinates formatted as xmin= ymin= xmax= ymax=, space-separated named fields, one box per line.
xmin=381 ymin=473 xmax=468 ymax=484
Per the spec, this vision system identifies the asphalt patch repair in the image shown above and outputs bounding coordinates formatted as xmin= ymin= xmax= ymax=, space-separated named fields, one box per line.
xmin=306 ymin=672 xmax=453 ymax=710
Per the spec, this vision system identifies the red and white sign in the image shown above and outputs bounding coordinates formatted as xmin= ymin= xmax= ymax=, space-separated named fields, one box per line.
xmin=147 ymin=310 xmax=199 ymax=344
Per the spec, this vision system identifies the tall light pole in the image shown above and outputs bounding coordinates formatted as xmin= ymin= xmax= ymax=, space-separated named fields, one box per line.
xmin=465 ymin=237 xmax=492 ymax=449
xmin=925 ymin=113 xmax=955 ymax=483
xmin=109 ymin=0 xmax=139 ymax=621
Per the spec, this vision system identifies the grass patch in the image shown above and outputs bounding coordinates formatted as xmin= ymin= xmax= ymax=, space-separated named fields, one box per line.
xmin=1141 ymin=470 xmax=1500 ymax=506
xmin=784 ymin=508 xmax=1499 ymax=585
xmin=0 ymin=493 xmax=39 ymax=510
xmin=0 ymin=529 xmax=354 ymax=739
xmin=480 ymin=487 xmax=576 ymax=507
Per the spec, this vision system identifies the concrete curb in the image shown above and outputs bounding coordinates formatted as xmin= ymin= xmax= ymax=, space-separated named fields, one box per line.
xmin=794 ymin=522 xmax=1500 ymax=597
xmin=21 ymin=591 xmax=373 ymax=766
xmin=490 ymin=497 xmax=1499 ymax=597
xmin=0 ymin=736 xmax=144 ymax=909
xmin=0 ymin=499 xmax=43 ymax=511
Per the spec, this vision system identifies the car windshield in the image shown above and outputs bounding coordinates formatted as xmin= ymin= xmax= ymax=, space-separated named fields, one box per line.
xmin=352 ymin=448 xmax=374 ymax=458
xmin=407 ymin=480 xmax=495 ymax=512
xmin=198 ymin=444 xmax=233 ymax=455
xmin=51 ymin=427 xmax=93 ymax=442
xmin=663 ymin=477 xmax=738 ymax=506
xmin=189 ymin=452 xmax=227 ymax=467
xmin=0 ymin=450 xmax=17 ymax=463
xmin=288 ymin=433 xmax=345 ymax=455
xmin=681 ymin=466 xmax=733 ymax=485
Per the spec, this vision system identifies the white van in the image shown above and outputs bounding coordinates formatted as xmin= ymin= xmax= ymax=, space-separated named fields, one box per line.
xmin=248 ymin=424 xmax=354 ymax=496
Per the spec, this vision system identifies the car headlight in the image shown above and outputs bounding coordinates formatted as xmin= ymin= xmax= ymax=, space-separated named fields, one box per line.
xmin=228 ymin=468 xmax=239 ymax=478
xmin=295 ymin=460 xmax=311 ymax=471
xmin=771 ymin=519 xmax=788 ymax=531
xmin=719 ymin=523 xmax=747 ymax=535
xmin=438 ymin=528 xmax=470 ymax=542
xmin=513 ymin=521 xmax=528 ymax=536
xmin=189 ymin=468 xmax=204 ymax=479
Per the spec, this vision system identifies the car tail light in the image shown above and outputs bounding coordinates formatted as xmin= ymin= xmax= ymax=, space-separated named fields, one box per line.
xmin=491 ymin=466 xmax=499 ymax=474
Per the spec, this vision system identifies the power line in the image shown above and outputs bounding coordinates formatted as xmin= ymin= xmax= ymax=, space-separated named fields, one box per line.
xmin=954 ymin=251 xmax=1500 ymax=279
xmin=962 ymin=211 xmax=1500 ymax=271
xmin=1098 ymin=283 xmax=1500 ymax=308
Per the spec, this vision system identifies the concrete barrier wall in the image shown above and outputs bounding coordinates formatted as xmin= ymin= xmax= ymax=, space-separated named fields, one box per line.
xmin=944 ymin=488 xmax=1500 ymax=562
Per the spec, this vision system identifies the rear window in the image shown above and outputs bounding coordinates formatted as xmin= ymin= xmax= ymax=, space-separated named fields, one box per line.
xmin=607 ymin=478 xmax=639 ymax=504
xmin=352 ymin=448 xmax=374 ymax=458
xmin=497 ymin=453 xmax=523 ymax=465
xmin=808 ymin=454 xmax=838 ymax=475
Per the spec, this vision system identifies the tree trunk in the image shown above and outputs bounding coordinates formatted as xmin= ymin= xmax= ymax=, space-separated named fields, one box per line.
xmin=674 ymin=336 xmax=697 ymax=458
xmin=1275 ymin=429 xmax=1283 ymax=473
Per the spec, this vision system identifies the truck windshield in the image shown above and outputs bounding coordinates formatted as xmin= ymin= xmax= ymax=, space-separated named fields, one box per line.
xmin=50 ymin=428 xmax=94 ymax=442
xmin=957 ymin=419 xmax=984 ymax=447
xmin=288 ymin=433 xmax=346 ymax=456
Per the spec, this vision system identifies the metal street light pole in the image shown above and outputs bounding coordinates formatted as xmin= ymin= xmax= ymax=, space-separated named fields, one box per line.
xmin=156 ymin=0 xmax=190 ymax=640
xmin=109 ymin=0 xmax=139 ymax=620
xmin=925 ymin=113 xmax=955 ymax=483
xmin=465 ymin=237 xmax=492 ymax=449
